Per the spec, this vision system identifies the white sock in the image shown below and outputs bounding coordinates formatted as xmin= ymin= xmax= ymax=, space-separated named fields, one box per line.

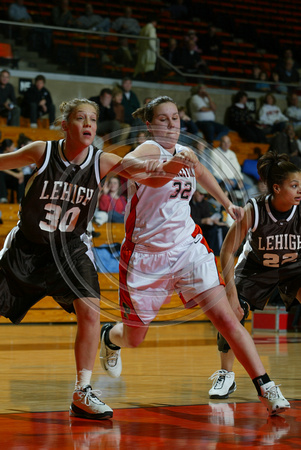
xmin=75 ymin=368 xmax=92 ymax=390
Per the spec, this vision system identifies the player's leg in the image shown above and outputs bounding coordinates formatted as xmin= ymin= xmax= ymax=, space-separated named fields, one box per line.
xmin=70 ymin=297 xmax=113 ymax=420
xmin=195 ymin=285 xmax=290 ymax=415
xmin=209 ymin=298 xmax=249 ymax=399
xmin=100 ymin=322 xmax=149 ymax=378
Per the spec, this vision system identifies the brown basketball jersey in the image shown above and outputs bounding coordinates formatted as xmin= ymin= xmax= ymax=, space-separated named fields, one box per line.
xmin=19 ymin=140 xmax=103 ymax=244
xmin=235 ymin=195 xmax=301 ymax=307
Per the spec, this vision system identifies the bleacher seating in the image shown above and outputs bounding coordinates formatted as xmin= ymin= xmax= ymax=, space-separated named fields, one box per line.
xmin=0 ymin=0 xmax=294 ymax=325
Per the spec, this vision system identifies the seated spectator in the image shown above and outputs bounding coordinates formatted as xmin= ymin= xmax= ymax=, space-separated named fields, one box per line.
xmin=112 ymin=7 xmax=140 ymax=36
xmin=269 ymin=122 xmax=301 ymax=168
xmin=277 ymin=58 xmax=300 ymax=93
xmin=22 ymin=75 xmax=56 ymax=129
xmin=94 ymin=176 xmax=126 ymax=226
xmin=161 ymin=38 xmax=182 ymax=68
xmin=51 ymin=0 xmax=75 ymax=27
xmin=255 ymin=71 xmax=271 ymax=92
xmin=183 ymin=29 xmax=202 ymax=53
xmin=134 ymin=17 xmax=158 ymax=80
xmin=210 ymin=135 xmax=254 ymax=195
xmin=89 ymin=88 xmax=121 ymax=144
xmin=0 ymin=70 xmax=20 ymax=126
xmin=178 ymin=105 xmax=201 ymax=146
xmin=120 ymin=77 xmax=144 ymax=135
xmin=269 ymin=71 xmax=287 ymax=94
xmin=190 ymin=183 xmax=229 ymax=255
xmin=17 ymin=133 xmax=35 ymax=185
xmin=201 ymin=25 xmax=221 ymax=57
xmin=194 ymin=140 xmax=213 ymax=172
xmin=76 ymin=3 xmax=110 ymax=31
xmin=228 ymin=90 xmax=267 ymax=143
xmin=112 ymin=88 xmax=131 ymax=142
xmin=258 ymin=92 xmax=288 ymax=135
xmin=129 ymin=129 xmax=148 ymax=152
xmin=8 ymin=0 xmax=32 ymax=23
xmin=7 ymin=0 xmax=32 ymax=45
xmin=285 ymin=91 xmax=301 ymax=134
xmin=113 ymin=37 xmax=136 ymax=68
xmin=178 ymin=40 xmax=207 ymax=77
xmin=189 ymin=84 xmax=229 ymax=145
xmin=0 ymin=139 xmax=25 ymax=203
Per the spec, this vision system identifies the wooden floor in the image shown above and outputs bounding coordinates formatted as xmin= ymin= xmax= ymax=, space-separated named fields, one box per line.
xmin=1 ymin=321 xmax=301 ymax=449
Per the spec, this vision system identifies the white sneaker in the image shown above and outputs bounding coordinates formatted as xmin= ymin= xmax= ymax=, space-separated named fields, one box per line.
xmin=100 ymin=323 xmax=122 ymax=378
xmin=30 ymin=123 xmax=38 ymax=128
xmin=209 ymin=370 xmax=236 ymax=399
xmin=259 ymin=381 xmax=290 ymax=415
xmin=69 ymin=385 xmax=113 ymax=420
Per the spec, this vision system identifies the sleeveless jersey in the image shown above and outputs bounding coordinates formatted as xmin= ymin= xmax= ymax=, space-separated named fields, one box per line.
xmin=125 ymin=140 xmax=196 ymax=251
xmin=235 ymin=194 xmax=301 ymax=278
xmin=19 ymin=139 xmax=102 ymax=245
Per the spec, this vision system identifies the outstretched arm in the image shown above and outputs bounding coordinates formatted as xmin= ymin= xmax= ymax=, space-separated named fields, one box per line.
xmin=220 ymin=203 xmax=253 ymax=318
xmin=194 ymin=161 xmax=244 ymax=222
xmin=0 ymin=141 xmax=46 ymax=170
xmin=100 ymin=144 xmax=198 ymax=187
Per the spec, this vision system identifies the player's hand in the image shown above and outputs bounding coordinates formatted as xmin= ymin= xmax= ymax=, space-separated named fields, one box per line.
xmin=173 ymin=149 xmax=198 ymax=167
xmin=227 ymin=203 xmax=244 ymax=222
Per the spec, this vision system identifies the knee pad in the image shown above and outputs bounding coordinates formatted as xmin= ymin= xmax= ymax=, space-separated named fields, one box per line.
xmin=217 ymin=298 xmax=250 ymax=353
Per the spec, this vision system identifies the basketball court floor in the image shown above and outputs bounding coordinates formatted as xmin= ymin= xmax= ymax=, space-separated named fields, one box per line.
xmin=1 ymin=321 xmax=301 ymax=449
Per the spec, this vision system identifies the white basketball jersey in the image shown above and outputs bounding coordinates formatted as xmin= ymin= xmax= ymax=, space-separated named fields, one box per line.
xmin=125 ymin=140 xmax=196 ymax=250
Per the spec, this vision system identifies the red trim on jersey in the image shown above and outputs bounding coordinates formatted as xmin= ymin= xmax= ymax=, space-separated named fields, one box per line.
xmin=125 ymin=190 xmax=139 ymax=242
xmin=179 ymin=224 xmax=225 ymax=308
xmin=119 ymin=239 xmax=144 ymax=325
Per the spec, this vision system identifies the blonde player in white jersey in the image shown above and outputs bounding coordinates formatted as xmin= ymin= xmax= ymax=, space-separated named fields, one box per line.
xmin=100 ymin=96 xmax=290 ymax=415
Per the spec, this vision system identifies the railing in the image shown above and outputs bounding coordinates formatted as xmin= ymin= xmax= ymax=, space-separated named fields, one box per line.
xmin=0 ymin=19 xmax=300 ymax=94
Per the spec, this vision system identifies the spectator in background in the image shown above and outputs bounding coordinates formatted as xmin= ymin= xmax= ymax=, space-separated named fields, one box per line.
xmin=0 ymin=139 xmax=25 ymax=203
xmin=76 ymin=3 xmax=110 ymax=32
xmin=285 ymin=91 xmax=301 ymax=134
xmin=17 ymin=133 xmax=35 ymax=185
xmin=178 ymin=105 xmax=201 ymax=146
xmin=269 ymin=122 xmax=301 ymax=168
xmin=113 ymin=37 xmax=136 ymax=68
xmin=211 ymin=135 xmax=254 ymax=195
xmin=112 ymin=88 xmax=131 ymax=142
xmin=112 ymin=7 xmax=140 ymax=36
xmin=22 ymin=75 xmax=56 ymax=129
xmin=8 ymin=0 xmax=32 ymax=23
xmin=202 ymin=25 xmax=221 ymax=57
xmin=258 ymin=92 xmax=288 ymax=135
xmin=94 ymin=176 xmax=126 ymax=226
xmin=129 ymin=129 xmax=148 ymax=152
xmin=51 ymin=0 xmax=75 ymax=27
xmin=120 ymin=77 xmax=143 ymax=133
xmin=89 ymin=88 xmax=121 ymax=144
xmin=189 ymin=84 xmax=229 ymax=145
xmin=162 ymin=38 xmax=182 ymax=68
xmin=134 ymin=17 xmax=158 ymax=80
xmin=277 ymin=58 xmax=300 ymax=93
xmin=178 ymin=40 xmax=208 ymax=76
xmin=255 ymin=71 xmax=271 ymax=92
xmin=0 ymin=70 xmax=20 ymax=126
xmin=7 ymin=0 xmax=33 ymax=45
xmin=183 ymin=29 xmax=202 ymax=53
xmin=228 ymin=90 xmax=267 ymax=143
xmin=190 ymin=183 xmax=230 ymax=256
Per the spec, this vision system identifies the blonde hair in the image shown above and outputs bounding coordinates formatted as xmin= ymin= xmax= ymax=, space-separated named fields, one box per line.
xmin=55 ymin=98 xmax=99 ymax=126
